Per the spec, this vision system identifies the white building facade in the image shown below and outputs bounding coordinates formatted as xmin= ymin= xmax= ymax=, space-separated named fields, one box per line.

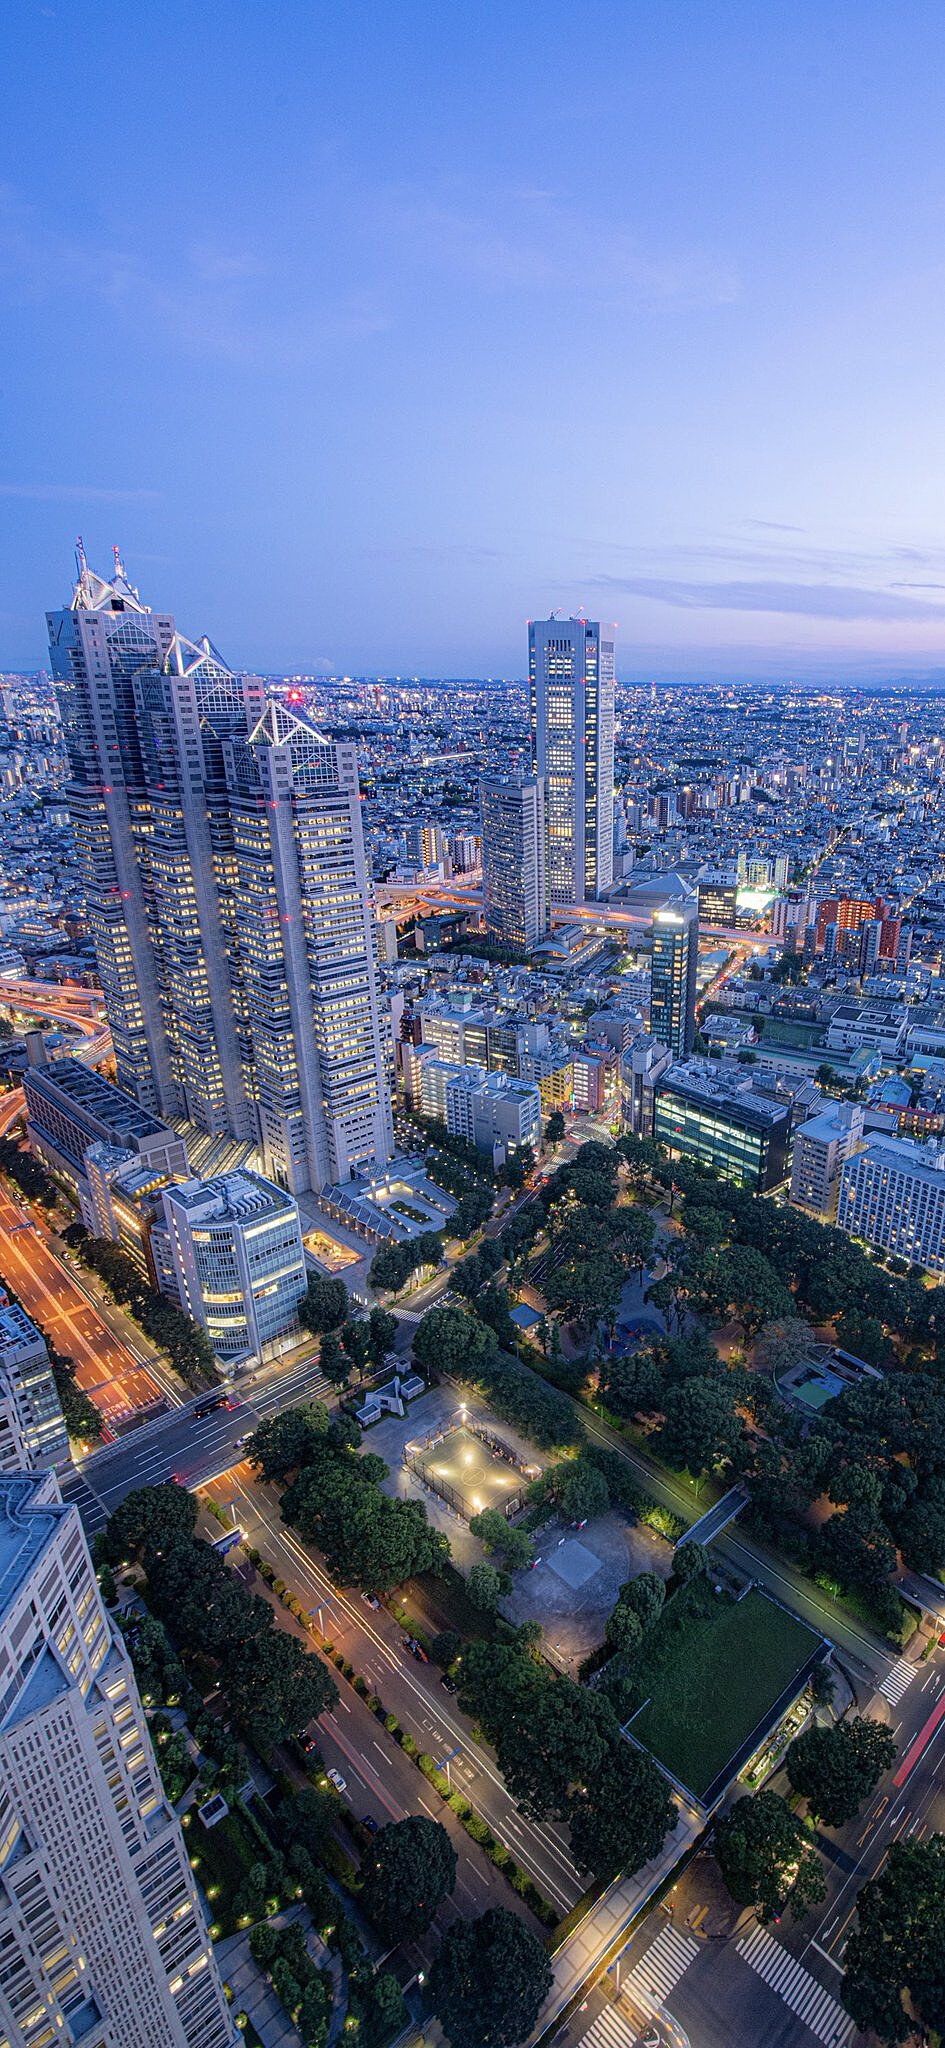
xmin=837 ymin=1136 xmax=945 ymax=1272
xmin=0 ymin=1303 xmax=68 ymax=1473
xmin=0 ymin=1470 xmax=233 ymax=2048
xmin=154 ymin=1171 xmax=308 ymax=1365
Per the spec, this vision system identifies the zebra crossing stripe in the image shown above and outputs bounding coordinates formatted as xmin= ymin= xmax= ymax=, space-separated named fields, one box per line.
xmin=577 ymin=2005 xmax=637 ymax=2048
xmin=879 ymin=1657 xmax=915 ymax=1705
xmin=618 ymin=1923 xmax=700 ymax=2014
xmin=737 ymin=1924 xmax=855 ymax=2044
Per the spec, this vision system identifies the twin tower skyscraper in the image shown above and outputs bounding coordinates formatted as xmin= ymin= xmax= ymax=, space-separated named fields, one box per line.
xmin=47 ymin=550 xmax=393 ymax=1196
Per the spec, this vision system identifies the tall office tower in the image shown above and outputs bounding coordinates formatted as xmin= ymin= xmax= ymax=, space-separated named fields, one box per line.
xmin=649 ymin=902 xmax=699 ymax=1059
xmin=223 ymin=701 xmax=393 ymax=1189
xmin=0 ymin=1470 xmax=233 ymax=2048
xmin=0 ymin=1301 xmax=69 ymax=1471
xmin=480 ymin=774 xmax=548 ymax=949
xmin=528 ymin=615 xmax=615 ymax=904
xmin=47 ymin=551 xmax=392 ymax=1194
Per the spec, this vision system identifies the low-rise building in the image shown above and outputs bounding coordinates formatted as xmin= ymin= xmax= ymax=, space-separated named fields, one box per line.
xmin=621 ymin=1033 xmax=673 ymax=1137
xmin=444 ymin=1066 xmax=542 ymax=1155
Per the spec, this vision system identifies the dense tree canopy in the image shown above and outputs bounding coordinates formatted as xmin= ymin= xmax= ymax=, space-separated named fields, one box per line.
xmin=299 ymin=1274 xmax=349 ymax=1335
xmin=713 ymin=1791 xmax=826 ymax=1921
xmin=428 ymin=1908 xmax=552 ymax=2048
xmin=359 ymin=1816 xmax=456 ymax=1943
xmin=786 ymin=1716 xmax=896 ymax=1828
xmin=842 ymin=1836 xmax=945 ymax=2043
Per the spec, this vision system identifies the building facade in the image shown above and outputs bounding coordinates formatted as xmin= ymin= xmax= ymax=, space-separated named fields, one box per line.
xmin=528 ymin=616 xmax=615 ymax=904
xmin=837 ymin=1137 xmax=945 ymax=1272
xmin=47 ymin=553 xmax=392 ymax=1195
xmin=0 ymin=1303 xmax=68 ymax=1472
xmin=649 ymin=902 xmax=699 ymax=1059
xmin=654 ymin=1065 xmax=791 ymax=1190
xmin=153 ymin=1171 xmax=307 ymax=1365
xmin=790 ymin=1102 xmax=865 ymax=1219
xmin=480 ymin=775 xmax=547 ymax=949
xmin=0 ymin=1470 xmax=233 ymax=2048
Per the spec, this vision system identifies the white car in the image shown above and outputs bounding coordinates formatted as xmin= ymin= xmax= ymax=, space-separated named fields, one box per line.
xmin=326 ymin=1768 xmax=347 ymax=1793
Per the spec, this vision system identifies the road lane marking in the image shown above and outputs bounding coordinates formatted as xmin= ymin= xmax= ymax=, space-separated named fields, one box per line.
xmin=617 ymin=1923 xmax=699 ymax=2014
xmin=737 ymin=1924 xmax=855 ymax=2043
xmin=879 ymin=1658 xmax=916 ymax=1706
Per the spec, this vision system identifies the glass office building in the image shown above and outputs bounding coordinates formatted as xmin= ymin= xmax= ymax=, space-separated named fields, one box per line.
xmin=654 ymin=1067 xmax=791 ymax=1190
xmin=650 ymin=903 xmax=699 ymax=1059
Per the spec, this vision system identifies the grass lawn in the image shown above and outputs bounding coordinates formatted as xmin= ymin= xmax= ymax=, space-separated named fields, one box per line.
xmin=625 ymin=1580 xmax=820 ymax=1799
xmin=184 ymin=1806 xmax=264 ymax=1936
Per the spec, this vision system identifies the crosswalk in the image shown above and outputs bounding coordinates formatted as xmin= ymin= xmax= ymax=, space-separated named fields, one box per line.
xmin=619 ymin=1923 xmax=700 ymax=2013
xmin=576 ymin=2005 xmax=638 ymax=2048
xmin=737 ymin=1924 xmax=855 ymax=2044
xmin=878 ymin=1656 xmax=915 ymax=1705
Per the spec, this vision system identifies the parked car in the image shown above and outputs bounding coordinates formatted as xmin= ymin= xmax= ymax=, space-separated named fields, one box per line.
xmin=361 ymin=1814 xmax=378 ymax=1833
xmin=440 ymin=1673 xmax=458 ymax=1694
xmin=326 ymin=1768 xmax=347 ymax=1793
xmin=362 ymin=1592 xmax=380 ymax=1610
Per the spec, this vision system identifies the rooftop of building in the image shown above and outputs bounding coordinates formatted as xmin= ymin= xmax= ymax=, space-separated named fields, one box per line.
xmin=658 ymin=1061 xmax=793 ymax=1126
xmin=163 ymin=1169 xmax=295 ymax=1223
xmin=24 ymin=1059 xmax=170 ymax=1143
xmin=846 ymin=1134 xmax=945 ymax=1181
xmin=0 ymin=1472 xmax=66 ymax=1618
xmin=0 ymin=1301 xmax=45 ymax=1359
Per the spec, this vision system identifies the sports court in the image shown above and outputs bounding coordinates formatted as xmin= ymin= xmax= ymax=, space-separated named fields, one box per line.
xmin=405 ymin=1422 xmax=531 ymax=1521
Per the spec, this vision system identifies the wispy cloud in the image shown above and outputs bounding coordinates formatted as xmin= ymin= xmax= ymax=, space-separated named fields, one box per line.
xmin=0 ymin=483 xmax=159 ymax=503
xmin=590 ymin=574 xmax=945 ymax=622
xmin=378 ymin=183 xmax=740 ymax=309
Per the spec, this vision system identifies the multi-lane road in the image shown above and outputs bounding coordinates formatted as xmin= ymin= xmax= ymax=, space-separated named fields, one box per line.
xmin=0 ymin=1178 xmax=165 ymax=1424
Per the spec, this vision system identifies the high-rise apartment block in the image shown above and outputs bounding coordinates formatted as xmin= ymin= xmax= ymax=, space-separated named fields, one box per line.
xmin=0 ymin=1470 xmax=233 ymax=2048
xmin=529 ymin=616 xmax=615 ymax=903
xmin=837 ymin=1136 xmax=945 ymax=1272
xmin=480 ymin=774 xmax=548 ymax=949
xmin=0 ymin=1302 xmax=69 ymax=1472
xmin=47 ymin=552 xmax=392 ymax=1196
xmin=152 ymin=1170 xmax=307 ymax=1365
xmin=649 ymin=902 xmax=698 ymax=1059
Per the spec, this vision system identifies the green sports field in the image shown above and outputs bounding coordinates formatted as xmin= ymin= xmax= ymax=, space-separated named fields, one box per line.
xmin=625 ymin=1580 xmax=820 ymax=1799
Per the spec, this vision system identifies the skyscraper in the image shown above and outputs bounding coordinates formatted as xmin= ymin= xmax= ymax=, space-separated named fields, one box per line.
xmin=649 ymin=902 xmax=698 ymax=1059
xmin=528 ymin=615 xmax=615 ymax=904
xmin=0 ymin=1469 xmax=234 ymax=2048
xmin=47 ymin=549 xmax=392 ymax=1194
xmin=480 ymin=774 xmax=548 ymax=949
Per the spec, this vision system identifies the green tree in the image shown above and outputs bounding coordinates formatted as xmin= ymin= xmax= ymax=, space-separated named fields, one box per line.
xmin=714 ymin=1791 xmax=826 ymax=1921
xmin=428 ymin=1908 xmax=552 ymax=2048
xmin=467 ymin=1561 xmax=508 ymax=1612
xmin=707 ymin=1245 xmax=793 ymax=1340
xmin=299 ymin=1275 xmax=349 ymax=1335
xmin=786 ymin=1717 xmax=896 ymax=1828
xmin=360 ymin=1815 xmax=457 ymax=1943
xmin=544 ymin=1109 xmax=566 ymax=1146
xmin=557 ymin=1459 xmax=609 ymax=1523
xmin=469 ymin=1508 xmax=533 ymax=1568
xmin=658 ymin=1375 xmax=743 ymax=1475
xmin=604 ymin=1601 xmax=644 ymax=1655
xmin=673 ymin=1539 xmax=709 ymax=1582
xmin=598 ymin=1348 xmax=663 ymax=1419
xmin=103 ymin=1482 xmax=197 ymax=1567
xmin=246 ymin=1403 xmax=329 ymax=1483
xmin=617 ymin=1571 xmax=666 ymax=1630
xmin=842 ymin=1835 xmax=945 ymax=2044
xmin=367 ymin=1305 xmax=398 ymax=1367
xmin=340 ymin=1316 xmax=372 ymax=1380
xmin=318 ymin=1331 xmax=350 ymax=1386
xmin=567 ymin=1739 xmax=675 ymax=1879
xmin=412 ymin=1303 xmax=497 ymax=1379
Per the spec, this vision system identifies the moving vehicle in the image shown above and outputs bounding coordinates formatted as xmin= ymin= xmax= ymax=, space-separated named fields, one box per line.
xmin=193 ymin=1394 xmax=231 ymax=1420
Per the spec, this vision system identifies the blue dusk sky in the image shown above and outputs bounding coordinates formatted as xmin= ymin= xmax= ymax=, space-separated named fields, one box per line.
xmin=2 ymin=1 xmax=945 ymax=681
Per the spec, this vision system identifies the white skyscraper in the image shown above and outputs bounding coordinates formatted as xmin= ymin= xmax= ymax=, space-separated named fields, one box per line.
xmin=47 ymin=550 xmax=392 ymax=1195
xmin=528 ymin=615 xmax=615 ymax=904
xmin=0 ymin=1470 xmax=233 ymax=2048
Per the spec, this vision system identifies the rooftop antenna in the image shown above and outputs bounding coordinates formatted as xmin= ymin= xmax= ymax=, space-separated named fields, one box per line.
xmin=75 ymin=535 xmax=91 ymax=602
xmin=113 ymin=543 xmax=126 ymax=582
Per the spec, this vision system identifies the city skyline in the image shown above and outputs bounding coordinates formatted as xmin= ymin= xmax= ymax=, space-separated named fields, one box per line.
xmin=4 ymin=5 xmax=945 ymax=680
